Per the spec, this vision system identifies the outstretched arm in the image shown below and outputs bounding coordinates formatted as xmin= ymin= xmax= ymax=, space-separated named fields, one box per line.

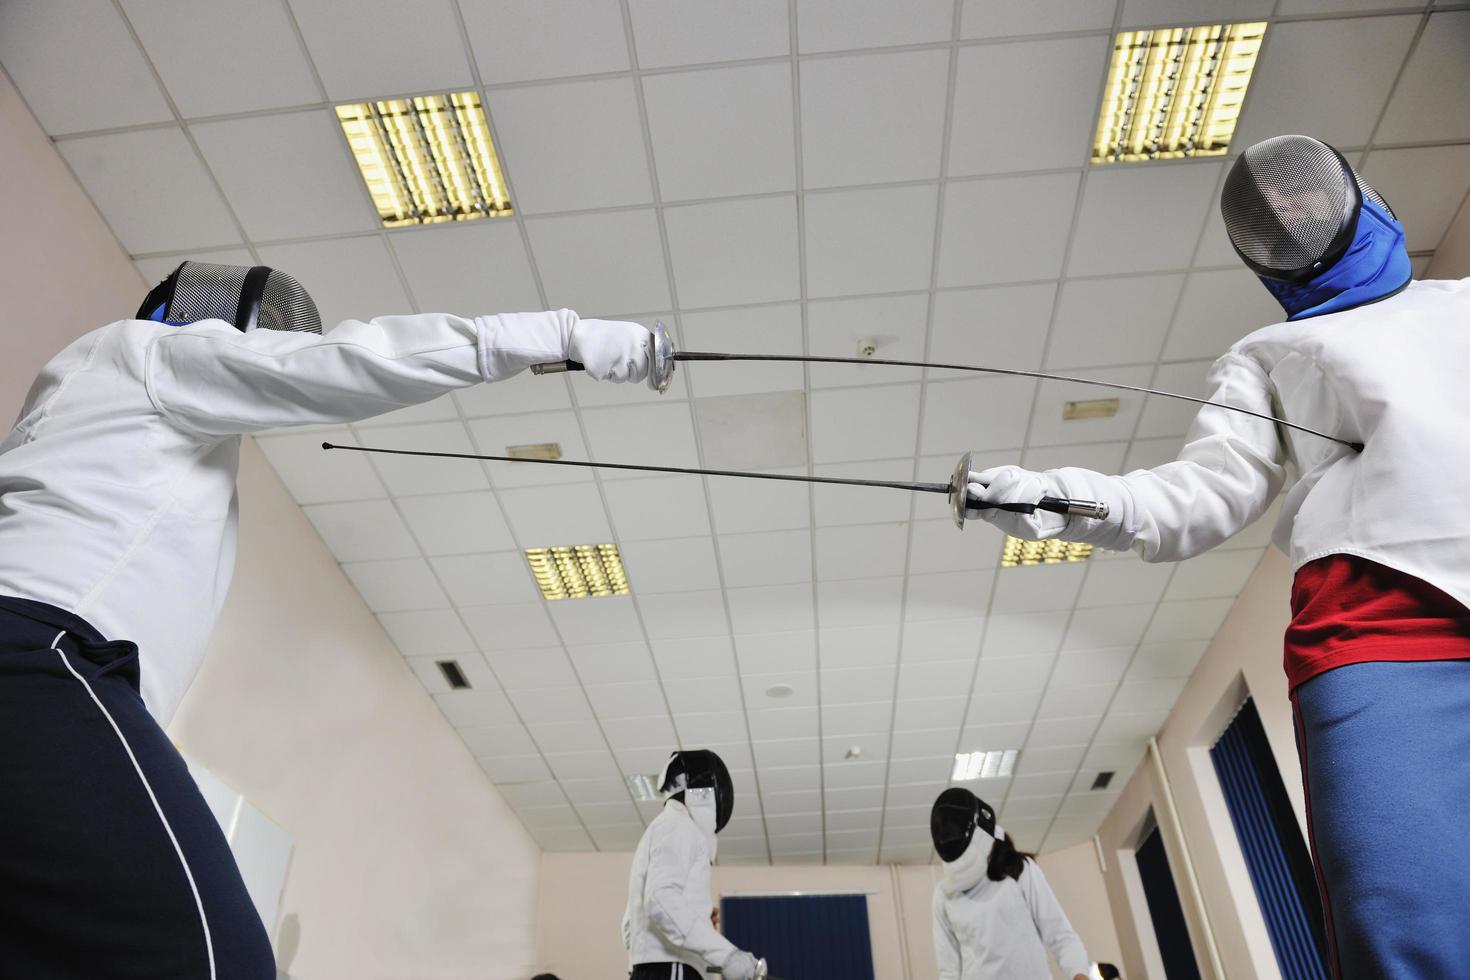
xmin=969 ymin=351 xmax=1289 ymax=562
xmin=143 ymin=309 xmax=648 ymax=438
xmin=1019 ymin=862 xmax=1091 ymax=979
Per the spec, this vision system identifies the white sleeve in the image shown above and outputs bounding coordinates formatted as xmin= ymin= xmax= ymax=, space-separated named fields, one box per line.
xmin=1043 ymin=351 xmax=1288 ymax=562
xmin=143 ymin=310 xmax=580 ymax=437
xmin=1019 ymin=863 xmax=1090 ymax=978
xmin=644 ymin=820 xmax=736 ymax=967
xmin=932 ymin=889 xmax=962 ymax=980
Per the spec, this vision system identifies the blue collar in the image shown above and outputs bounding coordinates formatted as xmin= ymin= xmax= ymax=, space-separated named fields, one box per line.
xmin=1259 ymin=198 xmax=1412 ymax=320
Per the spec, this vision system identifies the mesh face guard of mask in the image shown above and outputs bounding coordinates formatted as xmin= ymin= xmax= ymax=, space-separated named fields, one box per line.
xmin=658 ymin=749 xmax=734 ymax=832
xmin=138 ymin=261 xmax=322 ymax=334
xmin=931 ymin=786 xmax=1002 ymax=863
xmin=1221 ymin=134 xmax=1395 ymax=283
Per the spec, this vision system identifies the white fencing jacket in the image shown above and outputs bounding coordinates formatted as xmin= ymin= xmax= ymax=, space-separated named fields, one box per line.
xmin=1045 ymin=279 xmax=1470 ymax=608
xmin=623 ymin=800 xmax=736 ymax=973
xmin=933 ymin=855 xmax=1089 ymax=980
xmin=0 ymin=311 xmax=585 ymax=723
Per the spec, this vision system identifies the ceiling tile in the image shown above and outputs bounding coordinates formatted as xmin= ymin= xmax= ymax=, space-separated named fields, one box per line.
xmin=341 ymin=557 xmax=448 ymax=612
xmin=735 ymin=631 xmax=818 ymax=675
xmin=749 ymin=706 xmax=821 ymax=741
xmin=907 ymin=518 xmax=1004 ymax=576
xmin=1136 ymin=360 xmax=1214 ymax=439
xmin=434 ymin=685 xmax=514 ymax=727
xmin=643 ymin=64 xmax=795 ymax=201
xmin=256 ymin=429 xmax=382 ymax=504
xmin=680 ymin=306 xmax=804 ymax=398
xmin=807 ymin=294 xmax=929 ymax=388
xmin=904 ymin=573 xmax=991 ymax=623
xmin=498 ymin=782 xmax=567 ymax=807
xmin=56 ymin=129 xmax=241 ymax=253
xmin=192 ymin=110 xmax=377 ymax=240
xmin=982 ymin=610 xmax=1070 ymax=657
xmin=566 ymin=641 xmax=658 ymax=686
xmin=972 ymin=657 xmax=1050 ymax=697
xmin=1082 ymin=740 xmax=1148 ymax=772
xmin=487 ymin=646 xmax=581 ymax=690
xmin=1234 ymin=16 xmax=1420 ymax=150
xmin=798 ymin=0 xmax=954 ymax=51
xmin=616 ymin=537 xmax=721 ymax=594
xmin=699 ymin=391 xmax=809 ymax=472
xmin=664 ymin=197 xmax=800 ymax=308
xmin=0 ymin=0 xmax=171 ymax=133
xmin=408 ymin=651 xmax=494 ymax=695
xmin=460 ymin=0 xmax=629 ymax=84
xmin=638 ymin=590 xmax=730 ymax=640
xmin=814 ymin=522 xmax=910 ymax=581
xmin=583 ymin=402 xmax=699 ymax=478
xmin=508 ymin=685 xmax=595 ymax=724
xmin=800 ymin=49 xmax=949 ymax=187
xmin=1076 ymin=558 xmax=1175 ymax=608
xmin=898 ymin=658 xmax=976 ymax=701
xmin=548 ymin=595 xmax=645 ymax=645
xmin=1038 ymin=682 xmax=1114 ymax=720
xmin=930 ymin=282 xmax=1054 ymax=371
xmin=949 ymin=36 xmax=1108 ymax=177
xmin=893 ymin=695 xmax=967 ymax=732
xmin=652 ymin=635 xmax=737 ymax=679
xmin=718 ymin=530 xmax=813 ymax=588
xmin=890 ymin=728 xmax=962 ymax=761
xmin=1015 ymin=741 xmax=1086 ymax=774
xmin=1166 ymin=268 xmax=1292 ymax=361
xmin=675 ymin=709 xmax=750 ymax=744
xmin=497 ymin=482 xmax=612 ymax=543
xmin=707 ymin=468 xmax=810 ymax=534
xmin=459 ymin=719 xmax=538 ymax=756
xmin=960 ymin=0 xmax=1115 ymax=39
xmin=1021 ymin=441 xmax=1127 ymax=474
xmin=823 ymin=702 xmax=893 ymax=737
xmin=1120 ymin=0 xmax=1273 ymax=28
xmin=379 ymin=609 xmax=475 ymax=657
xmin=812 ymin=459 xmax=917 ymax=528
xmin=255 ymin=237 xmax=412 ymax=326
xmin=728 ymin=583 xmax=815 ymax=634
xmin=546 ymin=748 xmax=622 ymax=782
xmin=1063 ymin=603 xmax=1154 ymax=651
xmin=467 ymin=411 xmax=590 ymax=490
xmin=1376 ymin=11 xmax=1470 ymax=144
xmin=1125 ymin=640 xmax=1209 ymax=681
xmin=1052 ymin=646 xmax=1134 ymax=688
xmin=937 ymin=173 xmax=1080 ymax=287
xmin=826 ymin=781 xmax=884 ymax=809
xmin=627 ymin=0 xmax=790 ymax=68
xmin=1094 ymin=709 xmax=1168 ymax=743
xmin=819 ymin=576 xmax=906 ymax=628
xmin=1143 ymin=598 xmax=1234 ymax=643
xmin=821 ymin=623 xmax=900 ymax=669
xmin=759 ymin=763 xmax=824 ymax=793
xmin=804 ymin=185 xmax=939 ymax=297
xmin=396 ymin=491 xmax=515 ymax=556
xmin=1361 ymin=144 xmax=1470 ymax=252
xmin=818 ymin=665 xmax=894 ymax=705
xmin=526 ymin=210 xmax=671 ymax=315
xmin=919 ymin=375 xmax=1036 ymax=456
xmin=1164 ymin=549 xmax=1260 ymax=601
xmin=456 ymin=372 xmax=574 ymax=420
xmin=1068 ymin=162 xmax=1222 ymax=277
xmin=524 ymin=719 xmax=605 ymax=754
xmin=809 ymin=384 xmax=921 ymax=463
xmin=601 ymin=714 xmax=677 ymax=751
xmin=303 ymin=499 xmax=419 ymax=561
xmin=479 ymin=754 xmax=552 ymax=782
xmin=1111 ymin=677 xmax=1187 ymax=715
xmin=990 ymin=562 xmax=1087 ymax=614
xmin=763 ymin=788 xmax=822 ymax=815
xmin=902 ymin=618 xmax=986 ymax=663
xmin=461 ymin=602 xmax=560 ymax=651
xmin=754 ymin=737 xmax=820 ymax=770
xmin=490 ymin=78 xmax=652 ymax=213
xmin=286 ymin=0 xmax=470 ymax=99
xmin=602 ymin=475 xmax=711 ymax=541
xmin=1026 ymin=364 xmax=1151 ymax=447
xmin=390 ymin=223 xmax=542 ymax=317
xmin=1047 ymin=274 xmax=1185 ymax=370
xmin=431 ymin=552 xmax=538 ymax=606
xmin=347 ymin=421 xmax=486 ymax=496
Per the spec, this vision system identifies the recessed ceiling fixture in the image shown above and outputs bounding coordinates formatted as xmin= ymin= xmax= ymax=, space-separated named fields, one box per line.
xmin=1092 ymin=21 xmax=1266 ymax=164
xmin=627 ymin=773 xmax=661 ymax=801
xmin=506 ymin=442 xmax=562 ymax=460
xmin=765 ymin=683 xmax=795 ymax=700
xmin=436 ymin=659 xmax=471 ymax=690
xmin=525 ymin=544 xmax=630 ymax=600
xmin=953 ymin=749 xmax=1018 ymax=781
xmin=844 ymin=746 xmax=863 ymax=760
xmin=336 ymin=90 xmax=513 ymax=226
xmin=1091 ymin=770 xmax=1116 ymax=791
xmin=1063 ymin=398 xmax=1120 ymax=421
xmin=1000 ymin=536 xmax=1094 ymax=568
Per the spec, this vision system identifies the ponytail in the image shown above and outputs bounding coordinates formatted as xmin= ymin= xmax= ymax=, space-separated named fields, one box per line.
xmin=986 ymin=832 xmax=1034 ymax=882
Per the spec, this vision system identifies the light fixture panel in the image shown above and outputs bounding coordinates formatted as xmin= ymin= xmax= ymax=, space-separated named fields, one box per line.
xmin=1092 ymin=22 xmax=1266 ymax=163
xmin=627 ymin=773 xmax=661 ymax=801
xmin=952 ymin=749 xmax=1018 ymax=781
xmin=336 ymin=90 xmax=513 ymax=226
xmin=1000 ymin=536 xmax=1093 ymax=568
xmin=1063 ymin=398 xmax=1121 ymax=421
xmin=525 ymin=543 xmax=630 ymax=600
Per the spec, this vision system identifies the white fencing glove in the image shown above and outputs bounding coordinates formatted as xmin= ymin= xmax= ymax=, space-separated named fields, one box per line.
xmin=967 ymin=463 xmax=1140 ymax=554
xmin=720 ymin=950 xmax=761 ymax=980
xmin=965 ymin=465 xmax=1069 ymax=540
xmin=567 ymin=318 xmax=652 ymax=383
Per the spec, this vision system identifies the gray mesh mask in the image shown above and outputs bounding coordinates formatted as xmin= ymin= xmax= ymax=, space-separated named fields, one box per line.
xmin=137 ymin=261 xmax=321 ymax=334
xmin=1221 ymin=135 xmax=1394 ymax=283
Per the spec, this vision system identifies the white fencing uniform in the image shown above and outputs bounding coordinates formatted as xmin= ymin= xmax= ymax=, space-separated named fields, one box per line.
xmin=623 ymin=800 xmax=736 ymax=975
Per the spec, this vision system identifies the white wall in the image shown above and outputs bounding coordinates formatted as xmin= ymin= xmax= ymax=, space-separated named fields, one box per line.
xmin=536 ymin=841 xmax=1122 ymax=980
xmin=1 ymin=66 xmax=542 ymax=979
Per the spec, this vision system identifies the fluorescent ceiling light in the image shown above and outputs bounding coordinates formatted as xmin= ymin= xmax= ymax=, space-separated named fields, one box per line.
xmin=336 ymin=91 xmax=512 ymax=226
xmin=1001 ymin=536 xmax=1094 ymax=568
xmin=1063 ymin=398 xmax=1120 ymax=421
xmin=506 ymin=442 xmax=562 ymax=460
xmin=627 ymin=773 xmax=661 ymax=801
xmin=953 ymin=749 xmax=1018 ymax=781
xmin=525 ymin=544 xmax=630 ymax=601
xmin=1092 ymin=21 xmax=1266 ymax=163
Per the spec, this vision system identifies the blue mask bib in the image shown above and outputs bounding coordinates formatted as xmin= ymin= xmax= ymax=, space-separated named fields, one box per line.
xmin=1260 ymin=198 xmax=1412 ymax=320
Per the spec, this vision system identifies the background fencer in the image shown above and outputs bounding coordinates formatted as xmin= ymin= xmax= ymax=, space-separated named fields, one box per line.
xmin=930 ymin=788 xmax=1090 ymax=980
xmin=0 ymin=260 xmax=652 ymax=979
xmin=623 ymin=750 xmax=763 ymax=980
xmin=964 ymin=135 xmax=1470 ymax=977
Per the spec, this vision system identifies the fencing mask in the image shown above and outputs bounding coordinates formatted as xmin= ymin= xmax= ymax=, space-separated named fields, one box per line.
xmin=930 ymin=787 xmax=1002 ymax=864
xmin=138 ymin=261 xmax=322 ymax=334
xmin=1221 ymin=135 xmax=1410 ymax=319
xmin=659 ymin=749 xmax=734 ymax=859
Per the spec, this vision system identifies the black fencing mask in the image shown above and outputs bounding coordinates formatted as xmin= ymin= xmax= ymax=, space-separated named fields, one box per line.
xmin=659 ymin=749 xmax=734 ymax=832
xmin=139 ymin=261 xmax=321 ymax=334
xmin=930 ymin=787 xmax=999 ymax=862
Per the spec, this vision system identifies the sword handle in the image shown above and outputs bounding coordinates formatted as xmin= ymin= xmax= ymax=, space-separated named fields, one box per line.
xmin=529 ymin=359 xmax=584 ymax=375
xmin=1037 ymin=495 xmax=1109 ymax=520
